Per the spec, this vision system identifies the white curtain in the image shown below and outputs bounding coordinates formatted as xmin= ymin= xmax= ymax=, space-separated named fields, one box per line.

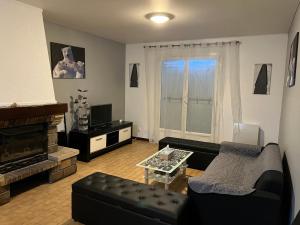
xmin=145 ymin=42 xmax=242 ymax=143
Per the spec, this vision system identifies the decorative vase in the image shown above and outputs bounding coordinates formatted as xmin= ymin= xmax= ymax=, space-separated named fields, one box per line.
xmin=70 ymin=89 xmax=90 ymax=131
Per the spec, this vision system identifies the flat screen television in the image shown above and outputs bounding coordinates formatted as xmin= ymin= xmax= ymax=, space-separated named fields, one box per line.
xmin=89 ymin=104 xmax=112 ymax=127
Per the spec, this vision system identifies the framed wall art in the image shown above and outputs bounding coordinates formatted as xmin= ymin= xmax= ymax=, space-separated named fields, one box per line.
xmin=287 ymin=32 xmax=299 ymax=87
xmin=50 ymin=42 xmax=85 ymax=79
xmin=129 ymin=63 xmax=139 ymax=88
xmin=253 ymin=63 xmax=272 ymax=95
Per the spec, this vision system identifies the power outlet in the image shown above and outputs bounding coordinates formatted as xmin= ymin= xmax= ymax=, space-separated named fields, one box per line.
xmin=137 ymin=127 xmax=142 ymax=136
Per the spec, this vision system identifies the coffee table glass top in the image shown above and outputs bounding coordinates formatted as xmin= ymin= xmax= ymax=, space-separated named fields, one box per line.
xmin=136 ymin=148 xmax=193 ymax=173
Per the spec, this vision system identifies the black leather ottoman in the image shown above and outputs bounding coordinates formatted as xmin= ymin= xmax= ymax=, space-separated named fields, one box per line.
xmin=72 ymin=172 xmax=188 ymax=225
xmin=159 ymin=137 xmax=220 ymax=170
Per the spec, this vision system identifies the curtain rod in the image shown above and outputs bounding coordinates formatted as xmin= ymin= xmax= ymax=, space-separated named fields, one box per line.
xmin=143 ymin=40 xmax=240 ymax=48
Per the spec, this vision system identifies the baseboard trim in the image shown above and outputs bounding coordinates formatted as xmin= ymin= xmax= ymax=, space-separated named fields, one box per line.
xmin=132 ymin=137 xmax=149 ymax=142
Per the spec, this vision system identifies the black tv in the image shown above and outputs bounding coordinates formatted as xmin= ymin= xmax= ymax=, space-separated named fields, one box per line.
xmin=90 ymin=104 xmax=112 ymax=127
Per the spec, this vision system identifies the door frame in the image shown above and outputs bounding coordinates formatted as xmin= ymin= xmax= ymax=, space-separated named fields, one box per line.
xmin=159 ymin=56 xmax=218 ymax=141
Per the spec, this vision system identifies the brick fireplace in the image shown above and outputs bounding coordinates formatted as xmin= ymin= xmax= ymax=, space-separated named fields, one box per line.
xmin=0 ymin=123 xmax=48 ymax=174
xmin=0 ymin=103 xmax=74 ymax=205
xmin=0 ymin=104 xmax=67 ymax=156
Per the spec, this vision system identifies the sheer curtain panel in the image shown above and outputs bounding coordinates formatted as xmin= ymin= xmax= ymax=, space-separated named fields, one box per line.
xmin=144 ymin=42 xmax=242 ymax=143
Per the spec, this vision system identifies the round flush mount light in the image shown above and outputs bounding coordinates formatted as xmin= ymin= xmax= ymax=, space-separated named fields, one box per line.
xmin=145 ymin=12 xmax=175 ymax=24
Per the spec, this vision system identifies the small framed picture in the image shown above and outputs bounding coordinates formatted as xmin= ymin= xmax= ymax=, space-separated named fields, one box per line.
xmin=253 ymin=64 xmax=272 ymax=95
xmin=129 ymin=63 xmax=139 ymax=88
xmin=50 ymin=42 xmax=85 ymax=79
xmin=287 ymin=32 xmax=299 ymax=87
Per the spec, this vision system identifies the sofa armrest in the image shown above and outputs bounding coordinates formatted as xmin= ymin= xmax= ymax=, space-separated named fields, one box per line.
xmin=255 ymin=170 xmax=283 ymax=195
xmin=187 ymin=187 xmax=282 ymax=225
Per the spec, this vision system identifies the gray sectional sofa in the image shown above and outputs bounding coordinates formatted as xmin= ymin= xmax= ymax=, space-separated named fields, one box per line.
xmin=72 ymin=138 xmax=284 ymax=225
xmin=188 ymin=142 xmax=283 ymax=225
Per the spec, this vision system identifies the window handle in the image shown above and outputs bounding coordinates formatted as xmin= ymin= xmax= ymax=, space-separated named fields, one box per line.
xmin=183 ymin=97 xmax=188 ymax=105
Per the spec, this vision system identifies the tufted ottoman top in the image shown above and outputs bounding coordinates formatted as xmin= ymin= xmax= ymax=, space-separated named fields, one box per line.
xmin=72 ymin=172 xmax=188 ymax=224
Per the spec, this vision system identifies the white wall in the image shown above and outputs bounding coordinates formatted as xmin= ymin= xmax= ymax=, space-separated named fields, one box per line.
xmin=125 ymin=46 xmax=148 ymax=138
xmin=279 ymin=5 xmax=300 ymax=219
xmin=125 ymin=34 xmax=288 ymax=144
xmin=0 ymin=0 xmax=56 ymax=106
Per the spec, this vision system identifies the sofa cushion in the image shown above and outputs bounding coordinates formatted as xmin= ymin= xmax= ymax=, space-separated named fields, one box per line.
xmin=221 ymin=141 xmax=262 ymax=156
xmin=72 ymin=172 xmax=187 ymax=225
xmin=188 ymin=142 xmax=283 ymax=196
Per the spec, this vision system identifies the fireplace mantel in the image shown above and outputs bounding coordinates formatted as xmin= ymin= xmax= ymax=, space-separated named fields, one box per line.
xmin=0 ymin=103 xmax=68 ymax=121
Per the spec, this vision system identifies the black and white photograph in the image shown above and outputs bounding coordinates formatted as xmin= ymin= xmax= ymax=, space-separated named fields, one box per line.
xmin=129 ymin=63 xmax=139 ymax=87
xmin=287 ymin=32 xmax=299 ymax=87
xmin=50 ymin=42 xmax=85 ymax=79
xmin=253 ymin=63 xmax=272 ymax=95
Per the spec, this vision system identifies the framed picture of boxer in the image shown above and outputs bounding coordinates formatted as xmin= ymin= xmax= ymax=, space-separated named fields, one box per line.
xmin=287 ymin=32 xmax=299 ymax=87
xmin=50 ymin=42 xmax=85 ymax=79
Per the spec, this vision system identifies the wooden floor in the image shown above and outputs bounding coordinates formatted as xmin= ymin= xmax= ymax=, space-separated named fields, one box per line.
xmin=0 ymin=140 xmax=202 ymax=225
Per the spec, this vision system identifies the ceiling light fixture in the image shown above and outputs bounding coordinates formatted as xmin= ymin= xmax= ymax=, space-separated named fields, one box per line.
xmin=145 ymin=12 xmax=175 ymax=24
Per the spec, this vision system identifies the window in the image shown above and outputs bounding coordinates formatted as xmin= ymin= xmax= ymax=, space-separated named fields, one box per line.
xmin=160 ymin=58 xmax=216 ymax=135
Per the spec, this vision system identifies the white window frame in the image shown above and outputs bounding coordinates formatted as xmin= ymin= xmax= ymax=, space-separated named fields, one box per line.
xmin=159 ymin=56 xmax=218 ymax=141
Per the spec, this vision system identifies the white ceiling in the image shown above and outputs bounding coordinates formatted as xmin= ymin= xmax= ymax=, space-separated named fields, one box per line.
xmin=18 ymin=0 xmax=300 ymax=43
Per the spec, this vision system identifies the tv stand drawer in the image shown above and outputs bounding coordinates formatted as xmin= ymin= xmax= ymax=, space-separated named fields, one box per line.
xmin=119 ymin=127 xmax=131 ymax=142
xmin=90 ymin=135 xmax=107 ymax=153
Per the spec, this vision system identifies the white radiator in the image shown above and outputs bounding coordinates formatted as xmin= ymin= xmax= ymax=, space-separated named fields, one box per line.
xmin=233 ymin=123 xmax=260 ymax=145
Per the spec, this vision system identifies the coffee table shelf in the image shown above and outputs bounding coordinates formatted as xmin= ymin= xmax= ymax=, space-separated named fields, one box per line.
xmin=137 ymin=147 xmax=192 ymax=190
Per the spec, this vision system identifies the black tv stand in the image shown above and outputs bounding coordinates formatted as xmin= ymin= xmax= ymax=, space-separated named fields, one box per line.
xmin=69 ymin=121 xmax=133 ymax=162
xmin=93 ymin=123 xmax=111 ymax=129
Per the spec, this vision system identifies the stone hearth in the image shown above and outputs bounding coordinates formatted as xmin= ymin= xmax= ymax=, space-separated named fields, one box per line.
xmin=48 ymin=146 xmax=79 ymax=183
xmin=0 ymin=104 xmax=79 ymax=205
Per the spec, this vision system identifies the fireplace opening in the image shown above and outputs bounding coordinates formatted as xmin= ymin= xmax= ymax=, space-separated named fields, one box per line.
xmin=0 ymin=123 xmax=48 ymax=174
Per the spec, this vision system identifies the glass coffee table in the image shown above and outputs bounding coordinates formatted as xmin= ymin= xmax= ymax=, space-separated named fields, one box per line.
xmin=136 ymin=147 xmax=193 ymax=190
